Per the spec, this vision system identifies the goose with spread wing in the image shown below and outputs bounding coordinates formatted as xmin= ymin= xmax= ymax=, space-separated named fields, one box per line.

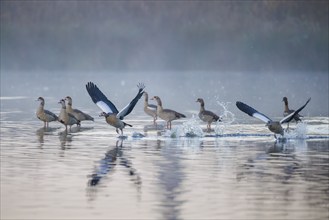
xmin=86 ymin=82 xmax=145 ymax=135
xmin=236 ymin=98 xmax=311 ymax=138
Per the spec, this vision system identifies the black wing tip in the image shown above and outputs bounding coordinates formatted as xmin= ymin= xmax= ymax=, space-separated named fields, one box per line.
xmin=137 ymin=82 xmax=145 ymax=91
xmin=236 ymin=101 xmax=243 ymax=106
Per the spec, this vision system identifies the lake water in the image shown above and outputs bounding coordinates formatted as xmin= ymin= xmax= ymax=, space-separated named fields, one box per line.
xmin=1 ymin=97 xmax=329 ymax=220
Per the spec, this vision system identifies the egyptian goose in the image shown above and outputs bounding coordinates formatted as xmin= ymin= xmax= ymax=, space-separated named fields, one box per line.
xmin=282 ymin=97 xmax=302 ymax=128
xmin=196 ymin=98 xmax=221 ymax=132
xmin=236 ymin=98 xmax=311 ymax=138
xmin=151 ymin=96 xmax=186 ymax=130
xmin=36 ymin=97 xmax=58 ymax=128
xmin=58 ymin=99 xmax=80 ymax=131
xmin=143 ymin=92 xmax=157 ymax=125
xmin=86 ymin=82 xmax=145 ymax=135
xmin=65 ymin=96 xmax=94 ymax=126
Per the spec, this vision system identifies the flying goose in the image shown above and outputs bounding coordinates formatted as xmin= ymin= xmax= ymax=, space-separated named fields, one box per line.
xmin=65 ymin=96 xmax=94 ymax=126
xmin=36 ymin=97 xmax=58 ymax=128
xmin=58 ymin=99 xmax=80 ymax=131
xmin=85 ymin=82 xmax=145 ymax=135
xmin=143 ymin=92 xmax=157 ymax=125
xmin=236 ymin=98 xmax=311 ymax=138
xmin=151 ymin=96 xmax=186 ymax=130
xmin=196 ymin=98 xmax=221 ymax=132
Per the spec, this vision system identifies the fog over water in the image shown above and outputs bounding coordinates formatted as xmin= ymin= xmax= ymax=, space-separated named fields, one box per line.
xmin=1 ymin=1 xmax=328 ymax=116
xmin=1 ymin=2 xmax=329 ymax=220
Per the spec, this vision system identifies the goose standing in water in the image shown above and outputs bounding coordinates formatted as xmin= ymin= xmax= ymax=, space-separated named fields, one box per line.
xmin=36 ymin=97 xmax=58 ymax=128
xmin=196 ymin=98 xmax=221 ymax=132
xmin=151 ymin=96 xmax=186 ymax=130
xmin=236 ymin=98 xmax=311 ymax=138
xmin=282 ymin=97 xmax=302 ymax=129
xmin=58 ymin=99 xmax=80 ymax=131
xmin=86 ymin=82 xmax=145 ymax=136
xmin=143 ymin=92 xmax=157 ymax=125
xmin=65 ymin=96 xmax=94 ymax=127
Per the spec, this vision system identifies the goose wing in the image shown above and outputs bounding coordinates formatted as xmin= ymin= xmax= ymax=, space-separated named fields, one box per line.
xmin=147 ymin=104 xmax=157 ymax=111
xmin=280 ymin=98 xmax=311 ymax=124
xmin=86 ymin=82 xmax=119 ymax=114
xmin=236 ymin=101 xmax=272 ymax=123
xmin=44 ymin=109 xmax=58 ymax=120
xmin=117 ymin=83 xmax=145 ymax=120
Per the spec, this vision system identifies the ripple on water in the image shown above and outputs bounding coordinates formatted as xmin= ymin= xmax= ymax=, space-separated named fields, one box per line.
xmin=1 ymin=116 xmax=328 ymax=219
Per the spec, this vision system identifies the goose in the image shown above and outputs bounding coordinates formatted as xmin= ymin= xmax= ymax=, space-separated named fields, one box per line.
xmin=236 ymin=98 xmax=311 ymax=138
xmin=36 ymin=97 xmax=58 ymax=128
xmin=65 ymin=96 xmax=94 ymax=126
xmin=58 ymin=99 xmax=80 ymax=131
xmin=196 ymin=98 xmax=221 ymax=132
xmin=85 ymin=82 xmax=145 ymax=135
xmin=282 ymin=97 xmax=302 ymax=128
xmin=151 ymin=96 xmax=186 ymax=130
xmin=143 ymin=92 xmax=157 ymax=125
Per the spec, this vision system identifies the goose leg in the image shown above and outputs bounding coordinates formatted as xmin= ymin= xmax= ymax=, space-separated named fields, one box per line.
xmin=286 ymin=123 xmax=290 ymax=131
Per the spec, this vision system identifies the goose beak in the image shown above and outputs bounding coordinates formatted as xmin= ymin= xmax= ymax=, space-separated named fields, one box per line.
xmin=150 ymin=97 xmax=154 ymax=100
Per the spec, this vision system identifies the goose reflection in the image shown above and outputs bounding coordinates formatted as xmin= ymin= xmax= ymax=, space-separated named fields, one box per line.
xmin=237 ymin=140 xmax=305 ymax=183
xmin=155 ymin=139 xmax=185 ymax=220
xmin=58 ymin=131 xmax=73 ymax=149
xmin=87 ymin=139 xmax=141 ymax=189
xmin=36 ymin=126 xmax=58 ymax=148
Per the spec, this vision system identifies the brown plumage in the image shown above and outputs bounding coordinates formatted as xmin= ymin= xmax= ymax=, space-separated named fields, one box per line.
xmin=143 ymin=92 xmax=157 ymax=125
xmin=282 ymin=97 xmax=302 ymax=129
xmin=58 ymin=99 xmax=80 ymax=131
xmin=151 ymin=96 xmax=186 ymax=130
xmin=36 ymin=97 xmax=58 ymax=128
xmin=65 ymin=96 xmax=94 ymax=127
xmin=196 ymin=98 xmax=221 ymax=132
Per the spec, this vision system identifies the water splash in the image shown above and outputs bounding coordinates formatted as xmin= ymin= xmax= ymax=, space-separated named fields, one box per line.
xmin=284 ymin=122 xmax=308 ymax=139
xmin=214 ymin=101 xmax=235 ymax=135
xmin=162 ymin=115 xmax=204 ymax=138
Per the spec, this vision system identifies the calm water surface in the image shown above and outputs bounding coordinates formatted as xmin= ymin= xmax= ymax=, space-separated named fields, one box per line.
xmin=1 ymin=99 xmax=328 ymax=220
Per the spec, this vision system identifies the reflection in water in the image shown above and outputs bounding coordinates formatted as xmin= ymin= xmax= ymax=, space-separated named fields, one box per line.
xmin=87 ymin=139 xmax=142 ymax=201
xmin=35 ymin=126 xmax=58 ymax=148
xmin=1 ymin=116 xmax=328 ymax=219
xmin=58 ymin=131 xmax=73 ymax=149
xmin=155 ymin=140 xmax=185 ymax=220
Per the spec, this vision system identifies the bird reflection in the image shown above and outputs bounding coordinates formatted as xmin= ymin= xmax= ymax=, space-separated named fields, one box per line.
xmin=59 ymin=131 xmax=73 ymax=149
xmin=155 ymin=140 xmax=185 ymax=220
xmin=36 ymin=126 xmax=58 ymax=148
xmin=87 ymin=139 xmax=142 ymax=197
xmin=237 ymin=140 xmax=305 ymax=183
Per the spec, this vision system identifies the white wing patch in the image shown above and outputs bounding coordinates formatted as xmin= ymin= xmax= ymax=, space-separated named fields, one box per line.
xmin=253 ymin=112 xmax=271 ymax=123
xmin=147 ymin=106 xmax=157 ymax=111
xmin=116 ymin=103 xmax=130 ymax=119
xmin=96 ymin=101 xmax=113 ymax=114
xmin=280 ymin=111 xmax=295 ymax=124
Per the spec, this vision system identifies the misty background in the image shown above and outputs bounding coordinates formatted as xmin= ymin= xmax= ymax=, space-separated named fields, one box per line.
xmin=1 ymin=1 xmax=328 ymax=118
